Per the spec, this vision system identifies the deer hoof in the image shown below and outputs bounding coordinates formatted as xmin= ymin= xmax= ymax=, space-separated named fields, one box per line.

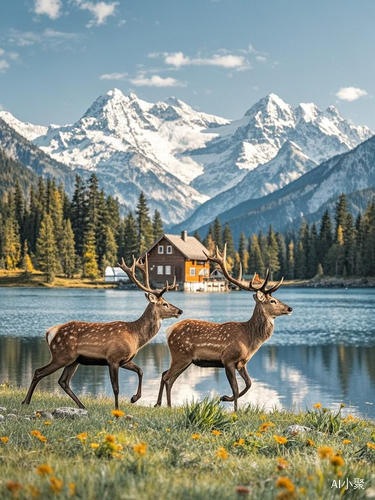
xmin=154 ymin=402 xmax=161 ymax=407
xmin=130 ymin=395 xmax=140 ymax=403
xmin=220 ymin=395 xmax=234 ymax=402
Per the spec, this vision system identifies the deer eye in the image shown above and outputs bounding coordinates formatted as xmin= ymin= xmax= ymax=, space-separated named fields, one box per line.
xmin=163 ymin=303 xmax=168 ymax=307
xmin=270 ymin=299 xmax=276 ymax=304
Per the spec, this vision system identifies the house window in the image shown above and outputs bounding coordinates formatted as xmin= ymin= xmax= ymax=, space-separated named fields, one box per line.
xmin=165 ymin=265 xmax=171 ymax=275
xmin=166 ymin=245 xmax=172 ymax=254
xmin=158 ymin=245 xmax=164 ymax=254
xmin=190 ymin=267 xmax=196 ymax=276
xmin=157 ymin=266 xmax=163 ymax=275
xmin=197 ymin=261 xmax=205 ymax=265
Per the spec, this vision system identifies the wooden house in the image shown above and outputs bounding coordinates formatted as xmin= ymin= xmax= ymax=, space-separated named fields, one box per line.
xmin=144 ymin=231 xmax=210 ymax=292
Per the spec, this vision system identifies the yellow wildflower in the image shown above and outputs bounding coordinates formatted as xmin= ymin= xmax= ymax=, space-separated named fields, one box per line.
xmin=35 ymin=412 xmax=41 ymax=419
xmin=276 ymin=476 xmax=295 ymax=493
xmin=191 ymin=433 xmax=201 ymax=440
xmin=133 ymin=442 xmax=147 ymax=456
xmin=69 ymin=482 xmax=76 ymax=497
xmin=366 ymin=442 xmax=375 ymax=450
xmin=105 ymin=434 xmax=115 ymax=443
xmin=216 ymin=447 xmax=228 ymax=460
xmin=255 ymin=432 xmax=262 ymax=437
xmin=258 ymin=422 xmax=275 ymax=432
xmin=259 ymin=414 xmax=267 ymax=421
xmin=273 ymin=435 xmax=288 ymax=445
xmin=234 ymin=438 xmax=245 ymax=447
xmin=36 ymin=464 xmax=53 ymax=476
xmin=29 ymin=485 xmax=39 ymax=498
xmin=313 ymin=403 xmax=322 ymax=409
xmin=76 ymin=432 xmax=88 ymax=443
xmin=1 ymin=436 xmax=9 ymax=443
xmin=6 ymin=481 xmax=22 ymax=496
xmin=318 ymin=446 xmax=333 ymax=459
xmin=49 ymin=477 xmax=63 ymax=493
xmin=90 ymin=443 xmax=99 ymax=449
xmin=44 ymin=421 xmax=52 ymax=426
xmin=330 ymin=455 xmax=344 ymax=467
xmin=277 ymin=457 xmax=288 ymax=470
xmin=343 ymin=414 xmax=357 ymax=423
xmin=111 ymin=409 xmax=125 ymax=418
xmin=342 ymin=439 xmax=351 ymax=445
xmin=165 ymin=428 xmax=171 ymax=432
xmin=30 ymin=430 xmax=47 ymax=443
xmin=212 ymin=429 xmax=222 ymax=436
xmin=299 ymin=487 xmax=307 ymax=495
xmin=306 ymin=439 xmax=315 ymax=447
xmin=30 ymin=430 xmax=41 ymax=437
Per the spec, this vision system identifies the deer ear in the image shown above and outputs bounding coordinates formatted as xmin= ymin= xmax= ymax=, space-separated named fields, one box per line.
xmin=254 ymin=290 xmax=266 ymax=303
xmin=145 ymin=292 xmax=158 ymax=303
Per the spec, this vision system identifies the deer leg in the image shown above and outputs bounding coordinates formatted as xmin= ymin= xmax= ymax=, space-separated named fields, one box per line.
xmin=22 ymin=360 xmax=64 ymax=405
xmin=154 ymin=370 xmax=168 ymax=407
xmin=237 ymin=366 xmax=252 ymax=399
xmin=223 ymin=363 xmax=239 ymax=411
xmin=121 ymin=361 xmax=143 ymax=403
xmin=58 ymin=362 xmax=85 ymax=409
xmin=109 ymin=363 xmax=120 ymax=409
xmin=164 ymin=360 xmax=191 ymax=407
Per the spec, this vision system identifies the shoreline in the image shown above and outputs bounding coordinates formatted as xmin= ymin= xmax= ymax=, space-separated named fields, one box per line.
xmin=0 ymin=270 xmax=374 ymax=289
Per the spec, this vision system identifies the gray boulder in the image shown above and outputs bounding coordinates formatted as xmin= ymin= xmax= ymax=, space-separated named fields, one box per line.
xmin=52 ymin=407 xmax=88 ymax=419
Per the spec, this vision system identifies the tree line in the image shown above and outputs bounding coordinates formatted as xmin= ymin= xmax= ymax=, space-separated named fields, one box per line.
xmin=0 ymin=174 xmax=163 ymax=282
xmin=200 ymin=194 xmax=375 ymax=279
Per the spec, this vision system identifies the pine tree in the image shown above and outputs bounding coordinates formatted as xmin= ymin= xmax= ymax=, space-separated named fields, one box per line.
xmin=213 ymin=218 xmax=223 ymax=250
xmin=193 ymin=230 xmax=201 ymax=242
xmin=2 ymin=217 xmax=21 ymax=270
xmin=335 ymin=194 xmax=348 ymax=240
xmin=266 ymin=225 xmax=280 ymax=279
xmin=152 ymin=210 xmax=164 ymax=241
xmin=306 ymin=224 xmax=318 ymax=278
xmin=22 ymin=240 xmax=34 ymax=277
xmin=70 ymin=175 xmax=87 ymax=257
xmin=136 ymin=192 xmax=154 ymax=254
xmin=36 ymin=213 xmax=58 ymax=283
xmin=82 ymin=226 xmax=99 ymax=280
xmin=295 ymin=240 xmax=306 ymax=278
xmin=276 ymin=232 xmax=287 ymax=278
xmin=61 ymin=219 xmax=76 ymax=278
xmin=101 ymin=226 xmax=118 ymax=272
xmin=222 ymin=223 xmax=235 ymax=259
xmin=287 ymin=240 xmax=295 ymax=279
xmin=123 ymin=213 xmax=138 ymax=263
xmin=248 ymin=234 xmax=265 ymax=275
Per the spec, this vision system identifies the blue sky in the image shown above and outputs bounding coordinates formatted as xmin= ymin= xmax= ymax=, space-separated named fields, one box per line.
xmin=0 ymin=0 xmax=374 ymax=128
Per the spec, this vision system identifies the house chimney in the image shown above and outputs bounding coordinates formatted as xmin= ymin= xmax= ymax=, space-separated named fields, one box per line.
xmin=181 ymin=230 xmax=188 ymax=241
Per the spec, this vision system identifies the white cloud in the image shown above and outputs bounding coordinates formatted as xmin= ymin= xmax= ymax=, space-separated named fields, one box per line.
xmin=76 ymin=1 xmax=119 ymax=27
xmin=100 ymin=72 xmax=127 ymax=80
xmin=34 ymin=0 xmax=62 ymax=19
xmin=256 ymin=55 xmax=267 ymax=63
xmin=0 ymin=60 xmax=10 ymax=72
xmin=7 ymin=29 xmax=81 ymax=49
xmin=162 ymin=51 xmax=247 ymax=70
xmin=336 ymin=87 xmax=368 ymax=102
xmin=0 ymin=48 xmax=4 ymax=56
xmin=130 ymin=74 xmax=185 ymax=87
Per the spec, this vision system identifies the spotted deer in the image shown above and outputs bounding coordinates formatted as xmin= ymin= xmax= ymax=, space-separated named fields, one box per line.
xmin=155 ymin=244 xmax=292 ymax=411
xmin=22 ymin=255 xmax=182 ymax=409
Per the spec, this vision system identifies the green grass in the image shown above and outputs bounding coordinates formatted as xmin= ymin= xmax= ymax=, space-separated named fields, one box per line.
xmin=0 ymin=270 xmax=115 ymax=288
xmin=0 ymin=386 xmax=374 ymax=499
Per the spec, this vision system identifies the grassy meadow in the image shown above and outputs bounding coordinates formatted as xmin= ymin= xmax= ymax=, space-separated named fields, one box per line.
xmin=0 ymin=386 xmax=374 ymax=499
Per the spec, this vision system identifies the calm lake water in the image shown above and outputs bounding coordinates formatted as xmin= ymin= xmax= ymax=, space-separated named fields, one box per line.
xmin=0 ymin=287 xmax=374 ymax=417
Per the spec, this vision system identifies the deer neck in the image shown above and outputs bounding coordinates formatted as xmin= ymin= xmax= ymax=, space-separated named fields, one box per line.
xmin=247 ymin=303 xmax=275 ymax=346
xmin=133 ymin=303 xmax=162 ymax=348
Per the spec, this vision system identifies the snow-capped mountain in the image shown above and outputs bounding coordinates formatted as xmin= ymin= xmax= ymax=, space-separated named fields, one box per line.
xmin=189 ymin=93 xmax=372 ymax=197
xmin=0 ymin=90 xmax=372 ymax=225
xmin=193 ymin=134 xmax=375 ymax=242
xmin=176 ymin=140 xmax=317 ymax=232
xmin=0 ymin=110 xmax=48 ymax=141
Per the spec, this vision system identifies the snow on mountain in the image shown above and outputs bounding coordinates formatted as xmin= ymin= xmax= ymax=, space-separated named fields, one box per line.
xmin=189 ymin=93 xmax=372 ymax=198
xmin=193 ymin=135 xmax=375 ymax=243
xmin=177 ymin=140 xmax=317 ymax=232
xmin=0 ymin=110 xmax=48 ymax=141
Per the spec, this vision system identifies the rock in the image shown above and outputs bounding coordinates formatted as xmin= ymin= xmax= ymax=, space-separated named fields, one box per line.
xmin=0 ymin=407 xmax=7 ymax=413
xmin=125 ymin=414 xmax=133 ymax=421
xmin=52 ymin=407 xmax=88 ymax=419
xmin=6 ymin=413 xmax=17 ymax=419
xmin=286 ymin=424 xmax=312 ymax=436
xmin=0 ymin=414 xmax=4 ymax=421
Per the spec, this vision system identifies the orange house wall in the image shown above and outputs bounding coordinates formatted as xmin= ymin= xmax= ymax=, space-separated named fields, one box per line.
xmin=184 ymin=260 xmax=210 ymax=283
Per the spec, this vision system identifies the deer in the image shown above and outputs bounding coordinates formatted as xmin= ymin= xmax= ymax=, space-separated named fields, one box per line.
xmin=22 ymin=255 xmax=182 ymax=410
xmin=155 ymin=244 xmax=292 ymax=411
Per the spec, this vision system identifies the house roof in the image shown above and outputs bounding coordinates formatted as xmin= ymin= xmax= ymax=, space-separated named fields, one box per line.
xmin=145 ymin=233 xmax=209 ymax=261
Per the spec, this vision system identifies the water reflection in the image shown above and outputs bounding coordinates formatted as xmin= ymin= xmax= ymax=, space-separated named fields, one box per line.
xmin=1 ymin=336 xmax=374 ymax=418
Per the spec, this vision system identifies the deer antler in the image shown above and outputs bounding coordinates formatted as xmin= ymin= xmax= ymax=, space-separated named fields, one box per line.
xmin=204 ymin=243 xmax=283 ymax=294
xmin=118 ymin=255 xmax=177 ymax=297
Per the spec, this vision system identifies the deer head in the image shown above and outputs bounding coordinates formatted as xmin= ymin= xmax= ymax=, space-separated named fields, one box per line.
xmin=118 ymin=254 xmax=183 ymax=319
xmin=205 ymin=244 xmax=292 ymax=318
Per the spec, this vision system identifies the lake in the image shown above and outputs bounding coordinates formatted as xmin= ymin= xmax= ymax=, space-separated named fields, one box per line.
xmin=0 ymin=287 xmax=374 ymax=418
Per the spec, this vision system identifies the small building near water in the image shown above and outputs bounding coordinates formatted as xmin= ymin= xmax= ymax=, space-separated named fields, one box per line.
xmin=104 ymin=266 xmax=127 ymax=283
xmin=144 ymin=231 xmax=225 ymax=292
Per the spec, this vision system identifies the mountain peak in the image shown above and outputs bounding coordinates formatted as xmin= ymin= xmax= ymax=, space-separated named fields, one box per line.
xmin=244 ymin=93 xmax=293 ymax=121
xmin=106 ymin=88 xmax=126 ymax=99
xmin=295 ymin=102 xmax=320 ymax=122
